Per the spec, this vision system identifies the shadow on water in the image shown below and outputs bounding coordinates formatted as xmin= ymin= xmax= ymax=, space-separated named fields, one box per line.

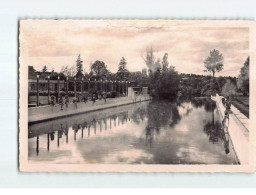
xmin=28 ymin=98 xmax=238 ymax=164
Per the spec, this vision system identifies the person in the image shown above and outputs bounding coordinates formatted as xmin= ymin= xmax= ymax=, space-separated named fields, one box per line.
xmin=65 ymin=94 xmax=69 ymax=109
xmin=59 ymin=95 xmax=64 ymax=110
xmin=73 ymin=96 xmax=78 ymax=109
xmin=222 ymin=96 xmax=232 ymax=126
xmin=50 ymin=95 xmax=55 ymax=106
xmin=92 ymin=94 xmax=96 ymax=104
xmin=83 ymin=94 xmax=88 ymax=104
xmin=103 ymin=93 xmax=107 ymax=103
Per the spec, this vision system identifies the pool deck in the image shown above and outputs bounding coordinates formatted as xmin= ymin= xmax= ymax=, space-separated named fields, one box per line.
xmin=29 ymin=95 xmax=151 ymax=124
xmin=211 ymin=94 xmax=249 ymax=164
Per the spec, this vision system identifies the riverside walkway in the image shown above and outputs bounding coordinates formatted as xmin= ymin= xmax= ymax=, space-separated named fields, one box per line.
xmin=211 ymin=94 xmax=249 ymax=164
xmin=29 ymin=94 xmax=151 ymax=124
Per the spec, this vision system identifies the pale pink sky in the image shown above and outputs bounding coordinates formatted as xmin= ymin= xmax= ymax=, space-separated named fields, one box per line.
xmin=20 ymin=20 xmax=249 ymax=77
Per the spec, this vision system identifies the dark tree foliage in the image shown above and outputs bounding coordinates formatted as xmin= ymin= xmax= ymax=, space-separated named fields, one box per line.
xmin=117 ymin=57 xmax=129 ymax=80
xmin=149 ymin=68 xmax=180 ymax=99
xmin=76 ymin=54 xmax=84 ymax=78
xmin=50 ymin=72 xmax=66 ymax=80
xmin=129 ymin=71 xmax=149 ymax=87
xmin=90 ymin=60 xmax=109 ymax=80
xmin=162 ymin=53 xmax=169 ymax=72
xmin=42 ymin=65 xmax=47 ymax=72
xmin=237 ymin=56 xmax=249 ymax=96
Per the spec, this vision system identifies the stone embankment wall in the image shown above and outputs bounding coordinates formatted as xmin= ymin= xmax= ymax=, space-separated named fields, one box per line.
xmin=29 ymin=94 xmax=151 ymax=123
xmin=213 ymin=94 xmax=249 ymax=165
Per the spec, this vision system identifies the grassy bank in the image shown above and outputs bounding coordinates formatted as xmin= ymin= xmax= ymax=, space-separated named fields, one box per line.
xmin=231 ymin=96 xmax=249 ymax=118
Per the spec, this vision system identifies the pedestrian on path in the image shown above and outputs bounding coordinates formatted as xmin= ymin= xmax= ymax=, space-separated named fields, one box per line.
xmin=222 ymin=96 xmax=232 ymax=126
xmin=65 ymin=94 xmax=69 ymax=109
xmin=59 ymin=95 xmax=64 ymax=110
xmin=73 ymin=96 xmax=78 ymax=109
xmin=50 ymin=95 xmax=55 ymax=106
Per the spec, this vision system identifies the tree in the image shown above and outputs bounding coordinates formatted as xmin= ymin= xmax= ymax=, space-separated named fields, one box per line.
xmin=221 ymin=79 xmax=237 ymax=97
xmin=237 ymin=56 xmax=249 ymax=96
xmin=142 ymin=46 xmax=156 ymax=73
xmin=76 ymin=54 xmax=83 ymax=78
xmin=60 ymin=65 xmax=76 ymax=77
xmin=204 ymin=49 xmax=224 ymax=78
xmin=149 ymin=67 xmax=180 ymax=99
xmin=117 ymin=57 xmax=129 ymax=80
xmin=162 ymin=53 xmax=169 ymax=72
xmin=42 ymin=65 xmax=47 ymax=72
xmin=204 ymin=49 xmax=224 ymax=95
xmin=90 ymin=60 xmax=109 ymax=80
xmin=154 ymin=58 xmax=161 ymax=72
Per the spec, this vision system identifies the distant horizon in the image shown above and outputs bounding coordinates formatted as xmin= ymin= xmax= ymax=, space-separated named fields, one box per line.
xmin=21 ymin=20 xmax=249 ymax=78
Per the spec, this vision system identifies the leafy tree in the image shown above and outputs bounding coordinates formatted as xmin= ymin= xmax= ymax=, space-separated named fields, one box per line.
xmin=28 ymin=66 xmax=37 ymax=79
xmin=90 ymin=60 xmax=109 ymax=80
xmin=221 ymin=79 xmax=237 ymax=97
xmin=204 ymin=49 xmax=224 ymax=95
xmin=204 ymin=49 xmax=224 ymax=78
xmin=142 ymin=46 xmax=156 ymax=73
xmin=154 ymin=58 xmax=161 ymax=72
xmin=60 ymin=65 xmax=76 ymax=77
xmin=117 ymin=57 xmax=129 ymax=80
xmin=237 ymin=56 xmax=249 ymax=95
xmin=142 ymin=68 xmax=147 ymax=76
xmin=42 ymin=65 xmax=47 ymax=72
xmin=162 ymin=53 xmax=169 ymax=72
xmin=76 ymin=54 xmax=83 ymax=78
xmin=150 ymin=68 xmax=180 ymax=99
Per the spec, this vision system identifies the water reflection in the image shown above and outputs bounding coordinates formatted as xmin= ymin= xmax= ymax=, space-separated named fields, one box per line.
xmin=29 ymin=99 xmax=238 ymax=164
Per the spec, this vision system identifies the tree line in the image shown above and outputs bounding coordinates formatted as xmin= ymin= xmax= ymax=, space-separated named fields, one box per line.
xmin=35 ymin=47 xmax=249 ymax=99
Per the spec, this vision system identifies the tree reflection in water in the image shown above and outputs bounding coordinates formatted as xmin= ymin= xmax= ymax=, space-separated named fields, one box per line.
xmin=131 ymin=100 xmax=182 ymax=146
xmin=203 ymin=100 xmax=230 ymax=154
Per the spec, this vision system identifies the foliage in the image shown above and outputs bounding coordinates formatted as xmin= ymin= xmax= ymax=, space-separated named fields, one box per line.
xmin=50 ymin=72 xmax=66 ymax=80
xmin=204 ymin=49 xmax=224 ymax=78
xmin=116 ymin=57 xmax=129 ymax=80
xmin=42 ymin=65 xmax=47 ymax=72
xmin=90 ymin=60 xmax=109 ymax=80
xmin=142 ymin=46 xmax=156 ymax=72
xmin=221 ymin=79 xmax=237 ymax=97
xmin=154 ymin=58 xmax=161 ymax=72
xmin=76 ymin=54 xmax=84 ymax=78
xmin=149 ymin=68 xmax=180 ymax=99
xmin=162 ymin=53 xmax=169 ymax=72
xmin=129 ymin=71 xmax=149 ymax=87
xmin=60 ymin=65 xmax=76 ymax=77
xmin=237 ymin=56 xmax=249 ymax=96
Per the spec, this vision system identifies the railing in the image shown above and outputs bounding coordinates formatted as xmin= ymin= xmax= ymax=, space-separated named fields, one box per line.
xmin=29 ymin=76 xmax=134 ymax=107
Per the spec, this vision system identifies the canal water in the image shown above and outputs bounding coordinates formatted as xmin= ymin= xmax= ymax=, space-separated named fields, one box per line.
xmin=28 ymin=98 xmax=239 ymax=164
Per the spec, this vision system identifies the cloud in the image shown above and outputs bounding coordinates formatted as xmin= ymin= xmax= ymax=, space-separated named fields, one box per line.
xmin=20 ymin=20 xmax=249 ymax=77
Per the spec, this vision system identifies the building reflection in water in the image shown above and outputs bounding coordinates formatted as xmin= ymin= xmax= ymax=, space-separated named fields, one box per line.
xmin=32 ymin=100 xmax=233 ymax=161
xmin=34 ymin=109 xmax=130 ymax=154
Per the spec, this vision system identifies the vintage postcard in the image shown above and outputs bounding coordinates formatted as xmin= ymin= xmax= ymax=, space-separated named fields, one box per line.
xmin=19 ymin=20 xmax=256 ymax=172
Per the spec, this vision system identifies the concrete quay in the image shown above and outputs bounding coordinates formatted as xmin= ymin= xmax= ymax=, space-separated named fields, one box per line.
xmin=211 ymin=94 xmax=249 ymax=164
xmin=29 ymin=94 xmax=151 ymax=124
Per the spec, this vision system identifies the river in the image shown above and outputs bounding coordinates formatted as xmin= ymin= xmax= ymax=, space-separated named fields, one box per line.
xmin=28 ymin=98 xmax=239 ymax=164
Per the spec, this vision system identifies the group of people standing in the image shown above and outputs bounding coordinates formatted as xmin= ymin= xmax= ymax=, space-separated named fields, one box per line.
xmin=50 ymin=93 xmax=108 ymax=110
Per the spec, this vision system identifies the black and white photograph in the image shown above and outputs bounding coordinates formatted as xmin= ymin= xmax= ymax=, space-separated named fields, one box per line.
xmin=18 ymin=20 xmax=255 ymax=172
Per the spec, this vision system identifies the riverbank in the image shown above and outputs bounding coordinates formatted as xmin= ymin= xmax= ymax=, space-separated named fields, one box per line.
xmin=212 ymin=94 xmax=249 ymax=164
xmin=231 ymin=96 xmax=249 ymax=118
xmin=28 ymin=95 xmax=151 ymax=124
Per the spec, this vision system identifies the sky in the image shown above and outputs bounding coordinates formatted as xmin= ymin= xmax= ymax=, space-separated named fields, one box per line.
xmin=20 ymin=20 xmax=249 ymax=77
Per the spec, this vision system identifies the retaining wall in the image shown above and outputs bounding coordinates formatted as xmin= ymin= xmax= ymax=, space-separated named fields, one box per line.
xmin=213 ymin=94 xmax=249 ymax=164
xmin=29 ymin=94 xmax=151 ymax=123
